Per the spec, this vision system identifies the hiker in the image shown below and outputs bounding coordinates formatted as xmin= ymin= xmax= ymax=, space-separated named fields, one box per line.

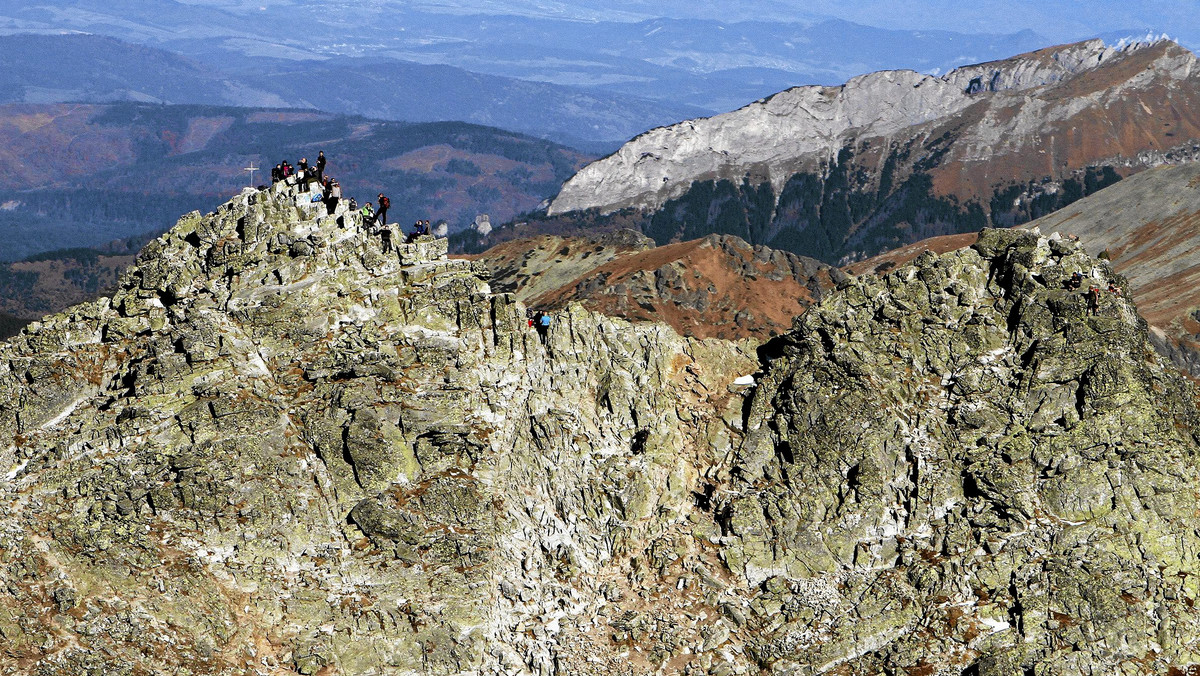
xmin=322 ymin=177 xmax=340 ymax=215
xmin=378 ymin=221 xmax=393 ymax=253
xmin=271 ymin=164 xmax=281 ymax=183
xmin=377 ymin=193 xmax=390 ymax=227
xmin=534 ymin=310 xmax=551 ymax=343
xmin=406 ymin=219 xmax=428 ymax=244
xmin=1067 ymin=271 xmax=1083 ymax=291
xmin=348 ymin=197 xmax=358 ymax=212
xmin=316 ymin=151 xmax=326 ymax=182
xmin=1108 ymin=282 xmax=1122 ymax=297
xmin=298 ymin=157 xmax=308 ymax=172
xmin=1087 ymin=286 xmax=1101 ymax=315
xmin=361 ymin=202 xmax=375 ymax=226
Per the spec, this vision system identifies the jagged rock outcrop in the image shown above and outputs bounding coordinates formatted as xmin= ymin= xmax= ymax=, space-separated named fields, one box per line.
xmin=846 ymin=161 xmax=1200 ymax=379
xmin=542 ymin=39 xmax=1200 ymax=264
xmin=0 ymin=183 xmax=758 ymax=675
xmin=3 ymin=183 xmax=1200 ymax=675
xmin=1023 ymin=162 xmax=1200 ymax=378
xmin=731 ymin=228 xmax=1200 ymax=672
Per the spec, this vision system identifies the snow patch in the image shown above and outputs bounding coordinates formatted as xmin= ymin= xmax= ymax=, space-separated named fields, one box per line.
xmin=40 ymin=395 xmax=89 ymax=431
xmin=4 ymin=457 xmax=29 ymax=482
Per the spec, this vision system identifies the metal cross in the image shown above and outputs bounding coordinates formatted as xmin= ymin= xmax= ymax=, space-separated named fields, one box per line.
xmin=244 ymin=162 xmax=259 ymax=186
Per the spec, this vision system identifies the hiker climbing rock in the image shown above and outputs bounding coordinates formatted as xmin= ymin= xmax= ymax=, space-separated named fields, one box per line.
xmin=377 ymin=193 xmax=390 ymax=228
xmin=378 ymin=222 xmax=393 ymax=253
xmin=534 ymin=310 xmax=551 ymax=343
xmin=1087 ymin=285 xmax=1102 ymax=315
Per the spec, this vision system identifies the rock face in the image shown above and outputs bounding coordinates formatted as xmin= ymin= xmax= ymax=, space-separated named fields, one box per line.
xmin=465 ymin=230 xmax=847 ymax=341
xmin=0 ymin=183 xmax=758 ymax=675
xmin=543 ymin=39 xmax=1200 ymax=264
xmin=4 ymin=183 xmax=1200 ymax=675
xmin=734 ymin=228 xmax=1200 ymax=673
xmin=1023 ymin=162 xmax=1200 ymax=377
xmin=847 ymin=162 xmax=1200 ymax=378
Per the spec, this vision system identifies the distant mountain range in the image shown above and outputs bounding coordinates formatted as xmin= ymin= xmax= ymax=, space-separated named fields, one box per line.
xmin=0 ymin=34 xmax=701 ymax=150
xmin=0 ymin=102 xmax=591 ymax=261
xmin=515 ymin=39 xmax=1200 ymax=265
xmin=0 ymin=2 xmax=1115 ymax=143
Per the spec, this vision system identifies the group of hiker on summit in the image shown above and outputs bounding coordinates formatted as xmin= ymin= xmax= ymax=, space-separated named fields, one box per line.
xmin=265 ymin=150 xmax=555 ymax=341
xmin=268 ymin=151 xmax=435 ymax=248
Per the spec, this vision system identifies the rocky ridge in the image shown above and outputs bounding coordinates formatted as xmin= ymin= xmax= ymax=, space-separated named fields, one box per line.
xmin=2 ymin=182 xmax=1200 ymax=674
xmin=1022 ymin=162 xmax=1200 ymax=375
xmin=540 ymin=39 xmax=1200 ymax=264
xmin=845 ymin=162 xmax=1200 ymax=379
xmin=548 ymin=39 xmax=1181 ymax=217
xmin=464 ymin=230 xmax=847 ymax=341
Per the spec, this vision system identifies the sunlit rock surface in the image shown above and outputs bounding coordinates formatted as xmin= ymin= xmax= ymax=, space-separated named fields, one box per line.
xmin=2 ymin=182 xmax=1200 ymax=674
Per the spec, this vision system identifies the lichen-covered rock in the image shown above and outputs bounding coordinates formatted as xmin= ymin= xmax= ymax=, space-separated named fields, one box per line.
xmin=2 ymin=181 xmax=1199 ymax=676
xmin=732 ymin=228 xmax=1200 ymax=674
xmin=0 ymin=183 xmax=757 ymax=675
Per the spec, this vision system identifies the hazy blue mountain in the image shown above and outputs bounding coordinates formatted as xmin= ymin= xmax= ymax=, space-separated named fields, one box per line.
xmin=0 ymin=34 xmax=285 ymax=106
xmin=0 ymin=1 xmax=1084 ymax=115
xmin=0 ymin=34 xmax=699 ymax=147
xmin=227 ymin=57 xmax=707 ymax=149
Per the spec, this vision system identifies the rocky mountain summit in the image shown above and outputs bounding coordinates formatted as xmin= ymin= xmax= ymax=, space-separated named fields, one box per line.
xmin=846 ymin=161 xmax=1200 ymax=379
xmin=1023 ymin=162 xmax=1200 ymax=376
xmin=542 ymin=39 xmax=1200 ymax=264
xmin=3 ymin=183 xmax=1200 ymax=674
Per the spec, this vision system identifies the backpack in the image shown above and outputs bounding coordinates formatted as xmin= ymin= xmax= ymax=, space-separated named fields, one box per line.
xmin=379 ymin=196 xmax=390 ymax=209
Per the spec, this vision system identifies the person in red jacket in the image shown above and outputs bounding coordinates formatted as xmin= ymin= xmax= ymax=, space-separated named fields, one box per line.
xmin=377 ymin=193 xmax=390 ymax=227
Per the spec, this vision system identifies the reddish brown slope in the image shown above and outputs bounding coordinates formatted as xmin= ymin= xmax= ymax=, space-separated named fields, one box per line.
xmin=927 ymin=41 xmax=1200 ymax=202
xmin=465 ymin=232 xmax=847 ymax=341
